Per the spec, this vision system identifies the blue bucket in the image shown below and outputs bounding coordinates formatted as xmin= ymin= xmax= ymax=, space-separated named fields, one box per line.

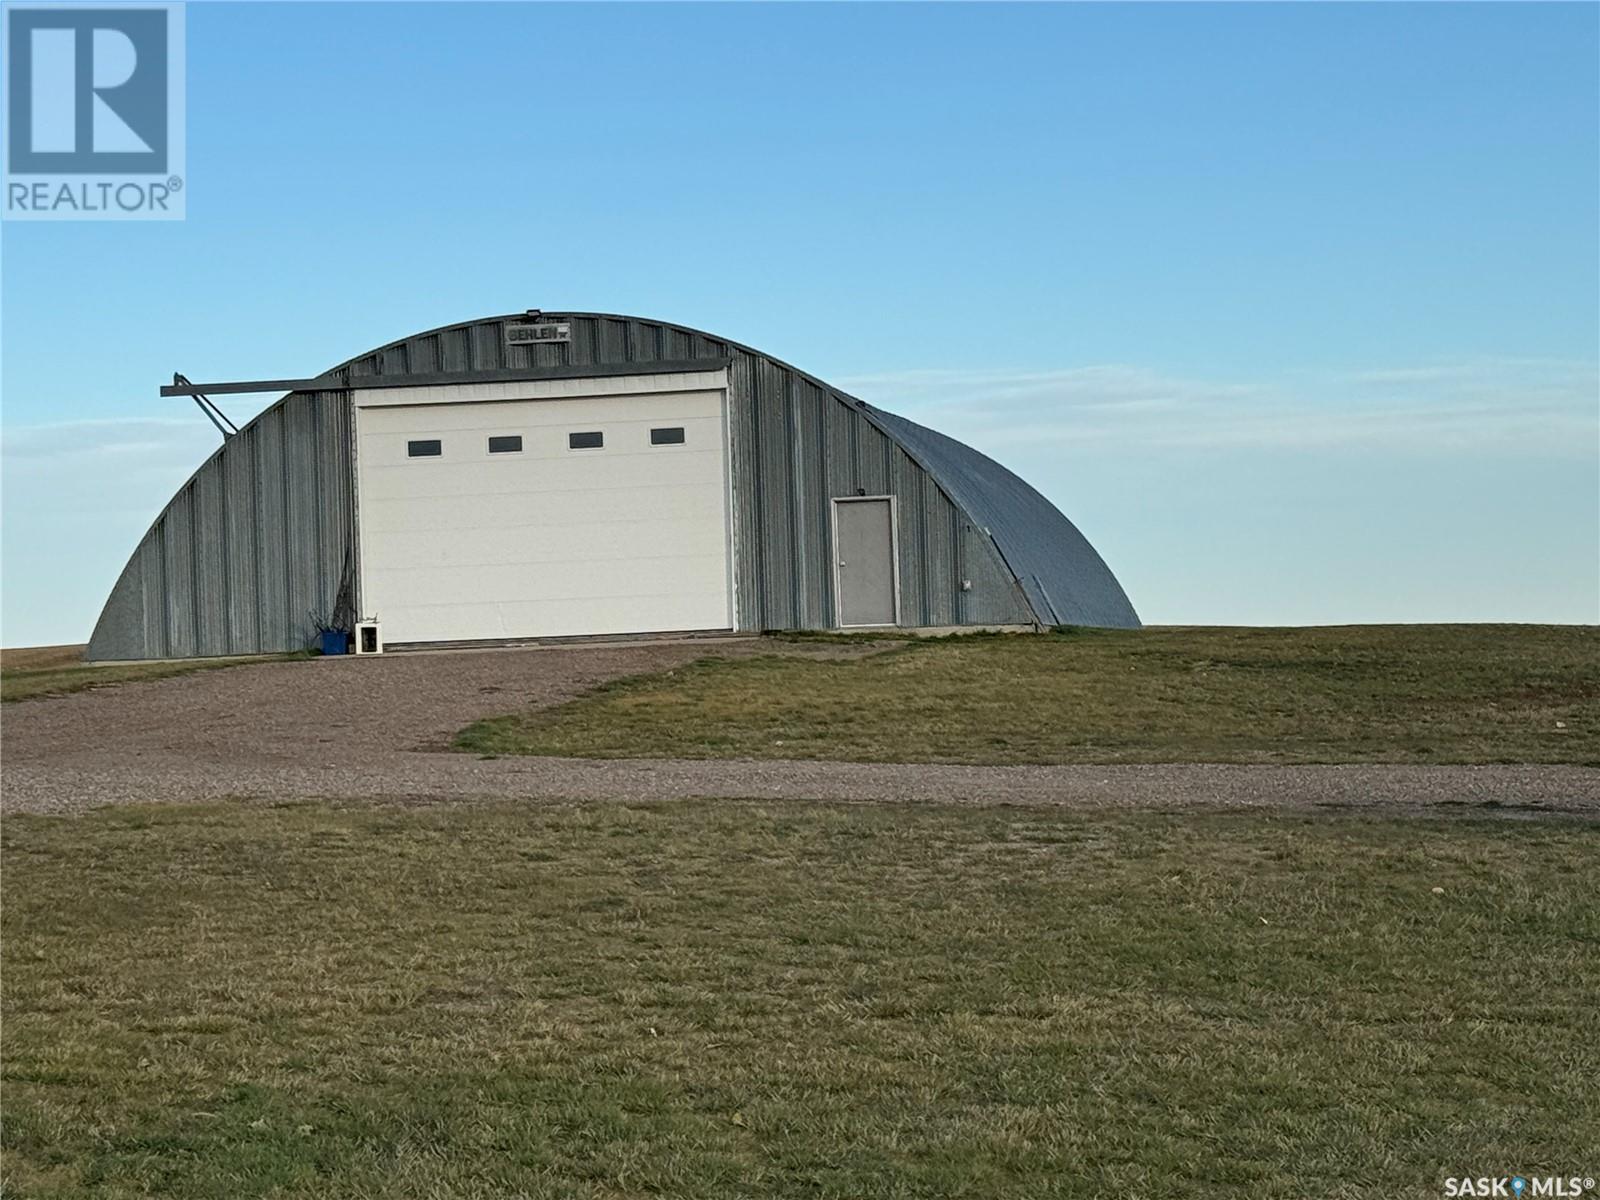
xmin=320 ymin=629 xmax=350 ymax=656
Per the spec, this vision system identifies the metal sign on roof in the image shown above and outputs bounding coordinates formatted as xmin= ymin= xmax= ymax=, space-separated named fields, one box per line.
xmin=506 ymin=322 xmax=571 ymax=346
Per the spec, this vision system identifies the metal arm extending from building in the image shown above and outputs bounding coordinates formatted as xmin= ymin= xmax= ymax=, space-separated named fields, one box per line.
xmin=174 ymin=372 xmax=239 ymax=441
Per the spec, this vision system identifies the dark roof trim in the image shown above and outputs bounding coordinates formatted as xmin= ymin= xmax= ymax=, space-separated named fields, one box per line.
xmin=161 ymin=376 xmax=337 ymax=397
xmin=160 ymin=357 xmax=733 ymax=398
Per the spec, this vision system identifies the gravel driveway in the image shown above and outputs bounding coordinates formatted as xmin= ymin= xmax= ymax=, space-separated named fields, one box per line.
xmin=4 ymin=638 xmax=1598 ymax=817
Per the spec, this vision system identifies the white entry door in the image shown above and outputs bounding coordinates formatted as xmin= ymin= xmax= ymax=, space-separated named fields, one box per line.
xmin=355 ymin=372 xmax=733 ymax=645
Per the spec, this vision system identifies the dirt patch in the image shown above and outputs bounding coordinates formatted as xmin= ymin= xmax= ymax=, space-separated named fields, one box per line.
xmin=0 ymin=637 xmax=885 ymax=808
xmin=3 ymin=635 xmax=1596 ymax=818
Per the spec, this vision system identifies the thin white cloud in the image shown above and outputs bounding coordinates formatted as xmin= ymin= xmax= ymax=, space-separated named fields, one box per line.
xmin=1 ymin=416 xmax=218 ymax=463
xmin=838 ymin=358 xmax=1600 ymax=454
xmin=1 ymin=417 xmax=221 ymax=520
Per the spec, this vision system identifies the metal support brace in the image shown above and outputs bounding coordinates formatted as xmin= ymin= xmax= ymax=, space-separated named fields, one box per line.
xmin=174 ymin=372 xmax=239 ymax=441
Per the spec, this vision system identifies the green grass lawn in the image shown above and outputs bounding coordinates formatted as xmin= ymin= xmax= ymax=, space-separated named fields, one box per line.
xmin=0 ymin=646 xmax=307 ymax=703
xmin=456 ymin=624 xmax=1600 ymax=765
xmin=3 ymin=799 xmax=1596 ymax=1198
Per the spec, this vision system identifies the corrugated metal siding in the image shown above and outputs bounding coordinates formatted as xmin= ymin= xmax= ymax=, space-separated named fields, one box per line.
xmin=87 ymin=310 xmax=1127 ymax=659
xmin=867 ymin=406 xmax=1140 ymax=628
xmin=333 ymin=312 xmax=1028 ymax=631
xmin=86 ymin=390 xmax=355 ymax=660
xmin=222 ymin=432 xmax=258 ymax=652
xmin=253 ymin=413 xmax=289 ymax=651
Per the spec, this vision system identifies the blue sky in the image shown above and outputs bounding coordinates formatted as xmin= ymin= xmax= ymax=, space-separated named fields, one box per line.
xmin=3 ymin=1 xmax=1597 ymax=646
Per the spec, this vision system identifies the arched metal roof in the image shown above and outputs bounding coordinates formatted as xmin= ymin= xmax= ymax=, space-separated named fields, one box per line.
xmin=87 ymin=311 xmax=1137 ymax=660
xmin=327 ymin=310 xmax=1139 ymax=628
xmin=865 ymin=407 xmax=1138 ymax=627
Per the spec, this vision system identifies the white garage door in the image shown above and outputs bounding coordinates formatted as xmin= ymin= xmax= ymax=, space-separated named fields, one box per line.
xmin=355 ymin=371 xmax=734 ymax=645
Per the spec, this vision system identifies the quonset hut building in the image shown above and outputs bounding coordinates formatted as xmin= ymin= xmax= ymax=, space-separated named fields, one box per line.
xmin=87 ymin=312 xmax=1139 ymax=660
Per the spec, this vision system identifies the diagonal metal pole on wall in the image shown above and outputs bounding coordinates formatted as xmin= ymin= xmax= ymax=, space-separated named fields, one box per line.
xmin=173 ymin=372 xmax=239 ymax=441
